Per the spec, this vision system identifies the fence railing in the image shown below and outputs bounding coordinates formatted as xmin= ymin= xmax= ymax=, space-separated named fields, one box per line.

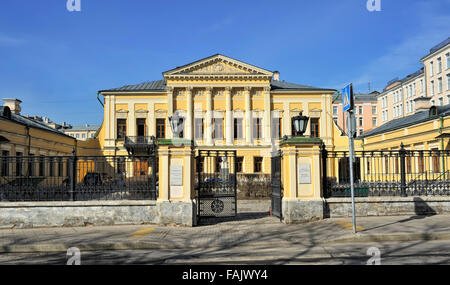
xmin=0 ymin=155 xmax=158 ymax=202
xmin=322 ymin=144 xmax=450 ymax=197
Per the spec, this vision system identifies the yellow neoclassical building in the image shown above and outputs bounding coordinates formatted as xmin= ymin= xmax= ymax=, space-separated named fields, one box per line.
xmin=97 ymin=54 xmax=348 ymax=174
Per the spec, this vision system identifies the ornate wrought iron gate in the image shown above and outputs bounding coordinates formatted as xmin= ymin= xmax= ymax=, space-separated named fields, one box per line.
xmin=196 ymin=150 xmax=237 ymax=220
xmin=271 ymin=153 xmax=283 ymax=220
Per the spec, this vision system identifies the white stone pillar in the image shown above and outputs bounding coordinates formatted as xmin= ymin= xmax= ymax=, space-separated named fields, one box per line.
xmin=225 ymin=87 xmax=233 ymax=145
xmin=245 ymin=87 xmax=252 ymax=144
xmin=186 ymin=87 xmax=193 ymax=140
xmin=206 ymin=87 xmax=213 ymax=145
xmin=264 ymin=86 xmax=271 ymax=144
xmin=167 ymin=87 xmax=174 ymax=138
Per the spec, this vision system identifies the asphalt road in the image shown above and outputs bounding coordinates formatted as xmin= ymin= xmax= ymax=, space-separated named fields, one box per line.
xmin=1 ymin=240 xmax=450 ymax=265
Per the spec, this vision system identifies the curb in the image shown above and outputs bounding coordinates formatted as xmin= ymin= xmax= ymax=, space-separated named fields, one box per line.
xmin=325 ymin=232 xmax=450 ymax=244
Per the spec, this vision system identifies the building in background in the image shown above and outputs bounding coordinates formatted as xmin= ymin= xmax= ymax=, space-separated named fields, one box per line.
xmin=377 ymin=37 xmax=449 ymax=126
xmin=63 ymin=124 xmax=100 ymax=141
xmin=420 ymin=37 xmax=450 ymax=107
xmin=377 ymin=68 xmax=425 ymax=125
xmin=332 ymin=91 xmax=379 ymax=137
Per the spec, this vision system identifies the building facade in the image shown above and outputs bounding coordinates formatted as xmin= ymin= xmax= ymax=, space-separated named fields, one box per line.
xmin=97 ymin=54 xmax=346 ymax=174
xmin=63 ymin=124 xmax=100 ymax=141
xmin=421 ymin=37 xmax=450 ymax=107
xmin=332 ymin=92 xmax=378 ymax=137
xmin=377 ymin=37 xmax=449 ymax=126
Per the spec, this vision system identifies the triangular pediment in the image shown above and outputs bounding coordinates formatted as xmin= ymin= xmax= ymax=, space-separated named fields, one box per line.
xmin=163 ymin=54 xmax=273 ymax=79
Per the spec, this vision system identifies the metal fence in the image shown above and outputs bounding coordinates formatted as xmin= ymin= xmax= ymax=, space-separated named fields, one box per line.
xmin=322 ymin=145 xmax=450 ymax=197
xmin=0 ymin=155 xmax=158 ymax=202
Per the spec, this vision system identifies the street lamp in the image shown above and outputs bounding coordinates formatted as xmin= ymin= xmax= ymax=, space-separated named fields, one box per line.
xmin=291 ymin=112 xmax=309 ymax=137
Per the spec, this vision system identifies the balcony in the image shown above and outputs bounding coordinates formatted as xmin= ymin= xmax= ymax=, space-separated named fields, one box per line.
xmin=124 ymin=136 xmax=157 ymax=155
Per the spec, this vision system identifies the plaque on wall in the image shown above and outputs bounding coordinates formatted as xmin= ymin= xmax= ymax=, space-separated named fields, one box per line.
xmin=298 ymin=164 xmax=311 ymax=184
xmin=170 ymin=165 xmax=183 ymax=186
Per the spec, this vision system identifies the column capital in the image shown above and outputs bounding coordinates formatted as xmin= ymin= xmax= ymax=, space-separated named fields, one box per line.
xmin=224 ymin=86 xmax=232 ymax=92
xmin=244 ymin=86 xmax=251 ymax=92
xmin=167 ymin=86 xmax=174 ymax=93
xmin=186 ymin=86 xmax=194 ymax=92
xmin=264 ymin=86 xmax=271 ymax=93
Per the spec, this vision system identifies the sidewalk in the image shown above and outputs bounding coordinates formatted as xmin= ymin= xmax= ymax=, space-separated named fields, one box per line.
xmin=1 ymin=214 xmax=450 ymax=253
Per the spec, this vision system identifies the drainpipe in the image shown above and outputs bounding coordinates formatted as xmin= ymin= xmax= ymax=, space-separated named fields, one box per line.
xmin=97 ymin=92 xmax=104 ymax=107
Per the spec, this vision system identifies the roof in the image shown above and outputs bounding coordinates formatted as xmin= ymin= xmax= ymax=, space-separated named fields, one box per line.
xmin=0 ymin=106 xmax=73 ymax=139
xmin=360 ymin=104 xmax=450 ymax=138
xmin=382 ymin=68 xmax=424 ymax=92
xmin=100 ymin=79 xmax=335 ymax=93
xmin=332 ymin=93 xmax=378 ymax=104
xmin=99 ymin=80 xmax=166 ymax=92
xmin=270 ymin=79 xmax=335 ymax=92
xmin=66 ymin=125 xmax=100 ymax=131
xmin=421 ymin=37 xmax=450 ymax=60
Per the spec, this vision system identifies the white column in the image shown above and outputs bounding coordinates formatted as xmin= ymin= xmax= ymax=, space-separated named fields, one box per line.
xmin=284 ymin=102 xmax=291 ymax=136
xmin=225 ymin=87 xmax=233 ymax=145
xmin=186 ymin=87 xmax=193 ymax=140
xmin=128 ymin=103 xmax=135 ymax=137
xmin=206 ymin=87 xmax=213 ymax=145
xmin=167 ymin=87 xmax=174 ymax=138
xmin=264 ymin=86 xmax=271 ymax=144
xmin=245 ymin=87 xmax=252 ymax=144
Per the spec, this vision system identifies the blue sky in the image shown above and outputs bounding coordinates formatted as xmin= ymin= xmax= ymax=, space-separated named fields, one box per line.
xmin=0 ymin=0 xmax=449 ymax=125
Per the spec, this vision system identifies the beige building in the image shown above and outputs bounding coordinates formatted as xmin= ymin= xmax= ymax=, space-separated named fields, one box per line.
xmin=421 ymin=37 xmax=450 ymax=107
xmin=377 ymin=68 xmax=425 ymax=125
xmin=377 ymin=37 xmax=449 ymax=126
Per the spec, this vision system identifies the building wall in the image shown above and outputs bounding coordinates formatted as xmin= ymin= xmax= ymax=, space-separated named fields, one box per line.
xmin=333 ymin=100 xmax=378 ymax=136
xmin=377 ymin=73 xmax=425 ymax=126
xmin=422 ymin=45 xmax=450 ymax=106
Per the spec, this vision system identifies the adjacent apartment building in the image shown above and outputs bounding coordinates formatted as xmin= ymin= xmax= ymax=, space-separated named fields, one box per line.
xmin=377 ymin=37 xmax=449 ymax=126
xmin=63 ymin=124 xmax=100 ymax=141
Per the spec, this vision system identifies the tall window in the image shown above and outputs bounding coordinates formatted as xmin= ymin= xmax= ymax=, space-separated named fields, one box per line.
xmin=213 ymin=118 xmax=223 ymax=139
xmin=58 ymin=158 xmax=63 ymax=177
xmin=430 ymin=61 xmax=434 ymax=76
xmin=136 ymin=118 xmax=146 ymax=137
xmin=39 ymin=156 xmax=45 ymax=176
xmin=310 ymin=118 xmax=320 ymax=138
xmin=15 ymin=152 xmax=23 ymax=176
xmin=438 ymin=77 xmax=443 ymax=93
xmin=236 ymin=157 xmax=243 ymax=173
xmin=372 ymin=117 xmax=377 ymax=127
xmin=448 ymin=74 xmax=450 ymax=91
xmin=28 ymin=154 xmax=35 ymax=176
xmin=234 ymin=118 xmax=243 ymax=139
xmin=447 ymin=53 xmax=450 ymax=69
xmin=254 ymin=157 xmax=263 ymax=173
xmin=156 ymin=119 xmax=165 ymax=139
xmin=372 ymin=106 xmax=377 ymax=115
xmin=253 ymin=118 xmax=262 ymax=139
xmin=1 ymin=150 xmax=9 ymax=176
xmin=437 ymin=57 xmax=442 ymax=73
xmin=332 ymin=106 xmax=338 ymax=115
xmin=194 ymin=118 xmax=204 ymax=140
xmin=48 ymin=158 xmax=54 ymax=177
xmin=358 ymin=106 xmax=363 ymax=115
xmin=430 ymin=80 xmax=435 ymax=96
xmin=271 ymin=117 xmax=282 ymax=139
xmin=432 ymin=149 xmax=440 ymax=173
xmin=358 ymin=117 xmax=363 ymax=127
xmin=117 ymin=119 xmax=127 ymax=140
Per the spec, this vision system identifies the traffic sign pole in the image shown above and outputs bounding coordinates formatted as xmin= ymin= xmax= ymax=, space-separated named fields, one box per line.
xmin=347 ymin=111 xmax=357 ymax=234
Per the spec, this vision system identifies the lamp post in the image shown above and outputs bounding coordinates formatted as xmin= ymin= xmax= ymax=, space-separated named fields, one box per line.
xmin=291 ymin=112 xmax=309 ymax=137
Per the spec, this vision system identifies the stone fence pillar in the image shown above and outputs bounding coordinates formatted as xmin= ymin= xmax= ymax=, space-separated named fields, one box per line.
xmin=157 ymin=139 xmax=196 ymax=226
xmin=280 ymin=137 xmax=324 ymax=223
